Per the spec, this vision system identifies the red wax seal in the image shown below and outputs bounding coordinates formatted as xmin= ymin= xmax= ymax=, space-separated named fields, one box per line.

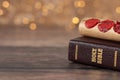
xmin=85 ymin=18 xmax=100 ymax=28
xmin=98 ymin=20 xmax=115 ymax=32
xmin=113 ymin=21 xmax=120 ymax=34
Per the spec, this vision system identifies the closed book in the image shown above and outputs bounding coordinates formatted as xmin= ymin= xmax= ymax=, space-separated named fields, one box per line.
xmin=68 ymin=37 xmax=120 ymax=70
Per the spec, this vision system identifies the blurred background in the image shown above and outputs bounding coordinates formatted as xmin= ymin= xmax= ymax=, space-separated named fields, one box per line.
xmin=0 ymin=0 xmax=120 ymax=47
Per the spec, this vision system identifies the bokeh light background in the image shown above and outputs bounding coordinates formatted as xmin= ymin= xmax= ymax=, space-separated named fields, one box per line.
xmin=0 ymin=0 xmax=120 ymax=46
xmin=1 ymin=0 xmax=120 ymax=30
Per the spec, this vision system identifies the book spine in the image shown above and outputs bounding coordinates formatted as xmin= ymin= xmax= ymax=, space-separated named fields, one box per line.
xmin=68 ymin=40 xmax=120 ymax=70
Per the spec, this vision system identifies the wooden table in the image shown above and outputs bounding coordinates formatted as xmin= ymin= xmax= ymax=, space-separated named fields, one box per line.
xmin=0 ymin=46 xmax=119 ymax=80
xmin=0 ymin=25 xmax=119 ymax=79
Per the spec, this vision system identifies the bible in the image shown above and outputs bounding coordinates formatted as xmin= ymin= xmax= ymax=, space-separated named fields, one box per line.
xmin=68 ymin=37 xmax=120 ymax=70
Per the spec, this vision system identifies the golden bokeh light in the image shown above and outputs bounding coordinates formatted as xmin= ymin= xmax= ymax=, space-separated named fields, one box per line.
xmin=74 ymin=0 xmax=86 ymax=8
xmin=0 ymin=9 xmax=4 ymax=16
xmin=42 ymin=12 xmax=48 ymax=16
xmin=35 ymin=2 xmax=42 ymax=9
xmin=29 ymin=23 xmax=37 ymax=30
xmin=47 ymin=3 xmax=55 ymax=10
xmin=22 ymin=17 xmax=30 ymax=24
xmin=2 ymin=0 xmax=10 ymax=8
xmin=72 ymin=17 xmax=80 ymax=24
xmin=116 ymin=7 xmax=120 ymax=14
xmin=42 ymin=6 xmax=48 ymax=16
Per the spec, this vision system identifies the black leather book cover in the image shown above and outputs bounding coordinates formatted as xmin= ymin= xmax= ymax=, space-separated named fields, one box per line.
xmin=68 ymin=37 xmax=120 ymax=70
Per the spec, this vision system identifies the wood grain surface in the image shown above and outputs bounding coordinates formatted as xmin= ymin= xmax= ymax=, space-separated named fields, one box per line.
xmin=0 ymin=25 xmax=79 ymax=47
xmin=0 ymin=47 xmax=119 ymax=80
xmin=0 ymin=25 xmax=119 ymax=80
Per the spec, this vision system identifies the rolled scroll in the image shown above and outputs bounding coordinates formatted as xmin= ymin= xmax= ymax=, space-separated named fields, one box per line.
xmin=79 ymin=18 xmax=120 ymax=41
